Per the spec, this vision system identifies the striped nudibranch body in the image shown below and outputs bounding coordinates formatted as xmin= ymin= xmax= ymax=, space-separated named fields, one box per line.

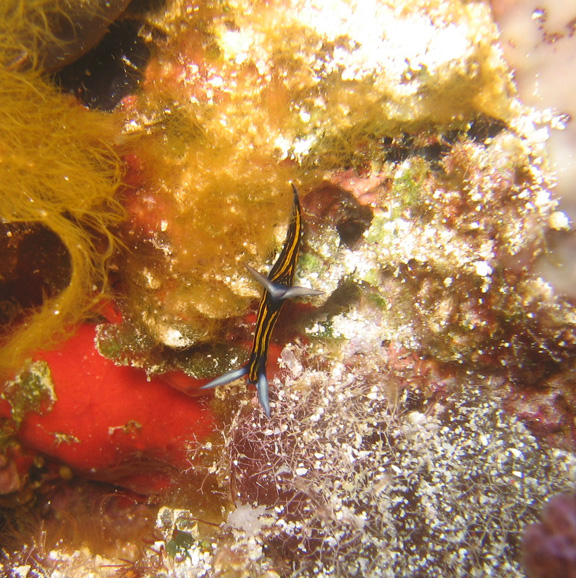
xmin=201 ymin=185 xmax=322 ymax=417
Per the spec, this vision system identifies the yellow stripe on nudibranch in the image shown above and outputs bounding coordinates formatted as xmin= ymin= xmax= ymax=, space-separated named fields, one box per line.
xmin=267 ymin=185 xmax=303 ymax=285
xmin=201 ymin=184 xmax=322 ymax=417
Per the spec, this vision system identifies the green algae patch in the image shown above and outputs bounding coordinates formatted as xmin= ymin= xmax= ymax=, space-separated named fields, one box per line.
xmin=96 ymin=320 xmax=250 ymax=380
xmin=2 ymin=360 xmax=57 ymax=428
xmin=391 ymin=157 xmax=432 ymax=215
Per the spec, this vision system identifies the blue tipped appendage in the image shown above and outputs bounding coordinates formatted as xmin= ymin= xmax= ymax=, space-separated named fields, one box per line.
xmin=200 ymin=186 xmax=322 ymax=417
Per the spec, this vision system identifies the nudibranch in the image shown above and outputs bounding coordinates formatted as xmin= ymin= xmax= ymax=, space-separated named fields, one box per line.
xmin=201 ymin=185 xmax=322 ymax=417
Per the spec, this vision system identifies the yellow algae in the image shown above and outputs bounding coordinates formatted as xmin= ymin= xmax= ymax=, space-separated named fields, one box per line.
xmin=0 ymin=0 xmax=131 ymax=71
xmin=140 ymin=0 xmax=516 ymax=173
xmin=0 ymin=1 xmax=520 ymax=366
xmin=0 ymin=0 xmax=69 ymax=69
xmin=206 ymin=0 xmax=516 ymax=166
xmin=115 ymin=0 xmax=518 ymax=352
xmin=119 ymin=119 xmax=297 ymax=346
xmin=0 ymin=66 xmax=125 ymax=378
xmin=0 ymin=2 xmax=568 ymax=576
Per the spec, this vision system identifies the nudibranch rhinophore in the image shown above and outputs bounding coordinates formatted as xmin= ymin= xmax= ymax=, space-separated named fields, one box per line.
xmin=201 ymin=185 xmax=322 ymax=417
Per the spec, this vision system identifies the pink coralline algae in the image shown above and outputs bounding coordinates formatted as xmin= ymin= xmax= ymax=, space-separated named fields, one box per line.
xmin=523 ymin=492 xmax=576 ymax=578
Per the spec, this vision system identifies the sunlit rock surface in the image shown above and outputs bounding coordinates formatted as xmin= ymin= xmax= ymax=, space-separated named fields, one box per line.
xmin=2 ymin=1 xmax=576 ymax=577
xmin=493 ymin=0 xmax=576 ymax=297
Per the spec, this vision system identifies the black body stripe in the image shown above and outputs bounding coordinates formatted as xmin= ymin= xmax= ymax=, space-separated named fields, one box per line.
xmin=247 ymin=186 xmax=302 ymax=382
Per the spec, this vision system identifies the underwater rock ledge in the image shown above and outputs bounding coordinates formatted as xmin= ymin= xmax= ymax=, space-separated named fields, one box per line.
xmin=1 ymin=1 xmax=576 ymax=577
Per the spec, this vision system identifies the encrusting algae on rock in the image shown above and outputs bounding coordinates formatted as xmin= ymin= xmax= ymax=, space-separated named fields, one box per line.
xmin=102 ymin=0 xmax=520 ymax=373
xmin=2 ymin=0 xmax=576 ymax=576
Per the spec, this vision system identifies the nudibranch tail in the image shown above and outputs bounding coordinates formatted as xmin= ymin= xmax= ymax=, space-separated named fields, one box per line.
xmin=257 ymin=372 xmax=271 ymax=418
xmin=200 ymin=185 xmax=322 ymax=417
